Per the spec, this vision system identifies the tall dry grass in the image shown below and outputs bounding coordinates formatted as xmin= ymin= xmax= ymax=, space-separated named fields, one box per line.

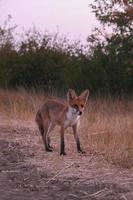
xmin=0 ymin=88 xmax=45 ymax=119
xmin=0 ymin=88 xmax=133 ymax=168
xmin=84 ymin=98 xmax=133 ymax=168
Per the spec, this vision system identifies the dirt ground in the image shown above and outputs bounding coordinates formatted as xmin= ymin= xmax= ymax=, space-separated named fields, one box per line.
xmin=0 ymin=115 xmax=133 ymax=200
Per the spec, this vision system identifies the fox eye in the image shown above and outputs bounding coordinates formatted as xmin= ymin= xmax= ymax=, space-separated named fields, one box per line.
xmin=81 ymin=104 xmax=84 ymax=108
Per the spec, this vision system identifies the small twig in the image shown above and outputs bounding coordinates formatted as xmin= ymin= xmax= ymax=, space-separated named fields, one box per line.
xmin=90 ymin=188 xmax=108 ymax=197
xmin=46 ymin=162 xmax=75 ymax=184
xmin=121 ymin=194 xmax=128 ymax=200
xmin=1 ymin=170 xmax=20 ymax=173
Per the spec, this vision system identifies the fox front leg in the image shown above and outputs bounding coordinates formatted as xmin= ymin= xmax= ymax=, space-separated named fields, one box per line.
xmin=60 ymin=127 xmax=66 ymax=155
xmin=72 ymin=124 xmax=85 ymax=154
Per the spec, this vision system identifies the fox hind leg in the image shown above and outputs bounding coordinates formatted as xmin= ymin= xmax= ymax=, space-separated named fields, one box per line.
xmin=46 ymin=122 xmax=55 ymax=150
xmin=38 ymin=123 xmax=50 ymax=151
xmin=36 ymin=111 xmax=53 ymax=152
xmin=41 ymin=120 xmax=53 ymax=152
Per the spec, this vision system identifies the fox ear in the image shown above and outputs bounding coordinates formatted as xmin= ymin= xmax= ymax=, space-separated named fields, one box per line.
xmin=67 ymin=89 xmax=77 ymax=102
xmin=79 ymin=89 xmax=89 ymax=104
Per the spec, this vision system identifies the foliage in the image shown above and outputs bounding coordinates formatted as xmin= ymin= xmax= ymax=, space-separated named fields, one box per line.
xmin=0 ymin=1 xmax=133 ymax=95
xmin=88 ymin=0 xmax=133 ymax=95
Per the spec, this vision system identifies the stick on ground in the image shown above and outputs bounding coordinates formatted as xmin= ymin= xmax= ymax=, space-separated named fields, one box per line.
xmin=46 ymin=162 xmax=75 ymax=184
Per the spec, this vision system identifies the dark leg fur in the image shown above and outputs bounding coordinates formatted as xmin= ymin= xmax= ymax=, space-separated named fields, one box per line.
xmin=36 ymin=111 xmax=52 ymax=152
xmin=38 ymin=124 xmax=44 ymax=137
xmin=38 ymin=125 xmax=52 ymax=151
xmin=47 ymin=137 xmax=53 ymax=150
xmin=60 ymin=128 xmax=66 ymax=155
xmin=72 ymin=124 xmax=85 ymax=154
xmin=76 ymin=138 xmax=85 ymax=153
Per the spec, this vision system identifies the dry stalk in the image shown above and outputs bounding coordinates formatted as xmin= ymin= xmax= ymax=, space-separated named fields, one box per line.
xmin=46 ymin=162 xmax=75 ymax=184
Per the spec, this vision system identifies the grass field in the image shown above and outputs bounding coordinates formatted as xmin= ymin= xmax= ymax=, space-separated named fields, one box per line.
xmin=0 ymin=88 xmax=133 ymax=168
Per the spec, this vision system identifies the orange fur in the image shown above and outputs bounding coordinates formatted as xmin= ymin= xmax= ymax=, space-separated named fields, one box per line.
xmin=36 ymin=89 xmax=89 ymax=155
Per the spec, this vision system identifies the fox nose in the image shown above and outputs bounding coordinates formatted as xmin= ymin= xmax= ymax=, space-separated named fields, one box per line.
xmin=79 ymin=111 xmax=82 ymax=115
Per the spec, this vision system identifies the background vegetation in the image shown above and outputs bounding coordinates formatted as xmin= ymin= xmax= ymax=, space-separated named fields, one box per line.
xmin=0 ymin=0 xmax=132 ymax=95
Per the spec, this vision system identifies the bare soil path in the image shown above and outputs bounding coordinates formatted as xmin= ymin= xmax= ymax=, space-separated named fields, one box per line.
xmin=0 ymin=115 xmax=133 ymax=200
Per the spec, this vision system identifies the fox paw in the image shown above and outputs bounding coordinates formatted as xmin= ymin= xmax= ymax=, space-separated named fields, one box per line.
xmin=48 ymin=145 xmax=53 ymax=150
xmin=60 ymin=152 xmax=66 ymax=156
xmin=78 ymin=150 xmax=86 ymax=154
xmin=46 ymin=148 xmax=53 ymax=152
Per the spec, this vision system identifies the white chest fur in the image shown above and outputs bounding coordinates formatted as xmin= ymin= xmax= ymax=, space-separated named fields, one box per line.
xmin=64 ymin=107 xmax=80 ymax=128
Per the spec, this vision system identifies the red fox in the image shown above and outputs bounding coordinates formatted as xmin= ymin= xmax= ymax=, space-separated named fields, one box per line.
xmin=36 ymin=89 xmax=89 ymax=155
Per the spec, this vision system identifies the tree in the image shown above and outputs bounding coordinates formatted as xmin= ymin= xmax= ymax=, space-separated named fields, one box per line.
xmin=88 ymin=0 xmax=133 ymax=95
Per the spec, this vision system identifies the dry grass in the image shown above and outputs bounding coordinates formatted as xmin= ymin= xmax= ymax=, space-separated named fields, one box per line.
xmin=0 ymin=88 xmax=133 ymax=168
xmin=0 ymin=88 xmax=45 ymax=119
xmin=84 ymin=98 xmax=133 ymax=168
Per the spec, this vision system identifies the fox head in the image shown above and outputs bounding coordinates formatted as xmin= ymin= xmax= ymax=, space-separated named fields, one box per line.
xmin=67 ymin=89 xmax=89 ymax=116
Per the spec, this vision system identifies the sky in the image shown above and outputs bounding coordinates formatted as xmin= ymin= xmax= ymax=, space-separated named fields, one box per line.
xmin=0 ymin=0 xmax=98 ymax=43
